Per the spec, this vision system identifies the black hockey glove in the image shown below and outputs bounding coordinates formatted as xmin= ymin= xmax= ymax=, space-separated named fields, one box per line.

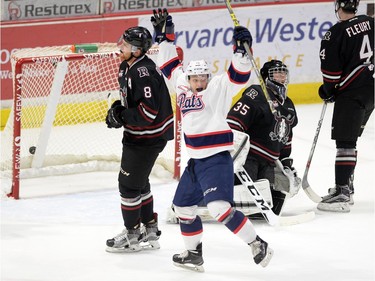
xmin=151 ymin=8 xmax=175 ymax=44
xmin=233 ymin=26 xmax=253 ymax=55
xmin=318 ymin=85 xmax=335 ymax=103
xmin=106 ymin=105 xmax=126 ymax=129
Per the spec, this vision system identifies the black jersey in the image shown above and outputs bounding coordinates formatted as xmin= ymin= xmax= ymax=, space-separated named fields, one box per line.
xmin=227 ymin=85 xmax=298 ymax=163
xmin=117 ymin=55 xmax=174 ymax=146
xmin=320 ymin=15 xmax=374 ymax=94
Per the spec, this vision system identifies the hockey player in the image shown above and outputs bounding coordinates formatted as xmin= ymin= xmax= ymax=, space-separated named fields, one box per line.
xmin=105 ymin=26 xmax=174 ymax=252
xmin=151 ymin=8 xmax=273 ymax=272
xmin=227 ymin=60 xmax=300 ymax=217
xmin=317 ymin=0 xmax=374 ymax=212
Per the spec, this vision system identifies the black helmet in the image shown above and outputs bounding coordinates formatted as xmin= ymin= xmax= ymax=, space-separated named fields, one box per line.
xmin=260 ymin=60 xmax=289 ymax=104
xmin=335 ymin=0 xmax=359 ymax=13
xmin=122 ymin=26 xmax=152 ymax=54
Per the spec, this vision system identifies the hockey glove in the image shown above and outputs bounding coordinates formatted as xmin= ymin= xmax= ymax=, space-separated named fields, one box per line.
xmin=233 ymin=26 xmax=253 ymax=55
xmin=318 ymin=85 xmax=335 ymax=103
xmin=280 ymin=157 xmax=301 ymax=197
xmin=151 ymin=8 xmax=175 ymax=44
xmin=106 ymin=105 xmax=126 ymax=129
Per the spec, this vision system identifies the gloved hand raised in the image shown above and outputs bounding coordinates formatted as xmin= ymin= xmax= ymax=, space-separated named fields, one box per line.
xmin=318 ymin=84 xmax=335 ymax=103
xmin=106 ymin=101 xmax=126 ymax=129
xmin=151 ymin=8 xmax=175 ymax=44
xmin=233 ymin=26 xmax=252 ymax=55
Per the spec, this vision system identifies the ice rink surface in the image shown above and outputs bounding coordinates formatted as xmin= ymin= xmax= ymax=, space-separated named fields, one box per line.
xmin=1 ymin=103 xmax=374 ymax=281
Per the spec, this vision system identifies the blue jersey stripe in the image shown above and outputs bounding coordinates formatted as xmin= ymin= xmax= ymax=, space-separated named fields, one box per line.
xmin=184 ymin=131 xmax=233 ymax=149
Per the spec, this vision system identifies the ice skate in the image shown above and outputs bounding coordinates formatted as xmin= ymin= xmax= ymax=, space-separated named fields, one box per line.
xmin=173 ymin=242 xmax=204 ymax=273
xmin=140 ymin=214 xmax=162 ymax=250
xmin=249 ymin=236 xmax=274 ymax=267
xmin=106 ymin=228 xmax=142 ymax=253
xmin=327 ymin=185 xmax=354 ymax=205
xmin=318 ymin=185 xmax=350 ymax=212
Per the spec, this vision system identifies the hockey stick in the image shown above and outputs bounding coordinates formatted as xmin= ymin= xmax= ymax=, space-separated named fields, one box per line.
xmin=235 ymin=167 xmax=315 ymax=226
xmin=224 ymin=0 xmax=275 ymax=114
xmin=301 ymin=102 xmax=328 ymax=203
xmin=234 ymin=134 xmax=314 ymax=226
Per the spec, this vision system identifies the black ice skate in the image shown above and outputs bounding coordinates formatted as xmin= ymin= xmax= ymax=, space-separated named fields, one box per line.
xmin=106 ymin=228 xmax=142 ymax=253
xmin=317 ymin=184 xmax=350 ymax=212
xmin=140 ymin=214 xmax=162 ymax=249
xmin=249 ymin=236 xmax=274 ymax=267
xmin=173 ymin=242 xmax=204 ymax=273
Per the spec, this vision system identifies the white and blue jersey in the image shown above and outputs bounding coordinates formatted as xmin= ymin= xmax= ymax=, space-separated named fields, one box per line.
xmin=157 ymin=41 xmax=251 ymax=159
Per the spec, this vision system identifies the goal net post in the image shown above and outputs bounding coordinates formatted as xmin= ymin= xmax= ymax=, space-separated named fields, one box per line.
xmin=1 ymin=43 xmax=181 ymax=199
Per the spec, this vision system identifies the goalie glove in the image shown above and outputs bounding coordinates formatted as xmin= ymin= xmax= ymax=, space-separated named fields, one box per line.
xmin=274 ymin=158 xmax=301 ymax=198
xmin=151 ymin=8 xmax=175 ymax=44
xmin=280 ymin=158 xmax=301 ymax=197
xmin=106 ymin=104 xmax=126 ymax=129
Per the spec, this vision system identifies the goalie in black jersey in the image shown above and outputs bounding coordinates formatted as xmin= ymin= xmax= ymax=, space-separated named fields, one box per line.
xmin=317 ymin=0 xmax=374 ymax=212
xmin=227 ymin=60 xmax=300 ymax=217
xmin=105 ymin=26 xmax=174 ymax=252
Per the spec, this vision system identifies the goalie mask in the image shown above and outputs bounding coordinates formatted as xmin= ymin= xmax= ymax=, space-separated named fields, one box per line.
xmin=186 ymin=60 xmax=212 ymax=92
xmin=335 ymin=0 xmax=359 ymax=13
xmin=121 ymin=26 xmax=152 ymax=54
xmin=260 ymin=60 xmax=289 ymax=105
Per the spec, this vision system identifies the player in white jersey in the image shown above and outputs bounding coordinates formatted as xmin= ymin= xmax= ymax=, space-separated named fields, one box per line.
xmin=151 ymin=8 xmax=273 ymax=272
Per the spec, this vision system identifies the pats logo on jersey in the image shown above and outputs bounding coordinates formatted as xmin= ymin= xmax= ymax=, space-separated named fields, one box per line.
xmin=177 ymin=90 xmax=205 ymax=116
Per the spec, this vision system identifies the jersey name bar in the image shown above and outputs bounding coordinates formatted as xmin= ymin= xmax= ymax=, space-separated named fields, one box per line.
xmin=346 ymin=20 xmax=372 ymax=37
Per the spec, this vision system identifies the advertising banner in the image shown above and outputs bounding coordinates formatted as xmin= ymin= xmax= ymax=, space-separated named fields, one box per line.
xmin=2 ymin=0 xmax=99 ymax=21
xmin=100 ymin=0 xmax=275 ymax=14
xmin=139 ymin=2 xmax=364 ymax=84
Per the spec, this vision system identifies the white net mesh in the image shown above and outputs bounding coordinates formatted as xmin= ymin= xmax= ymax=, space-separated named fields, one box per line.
xmin=1 ymin=43 xmax=177 ymax=197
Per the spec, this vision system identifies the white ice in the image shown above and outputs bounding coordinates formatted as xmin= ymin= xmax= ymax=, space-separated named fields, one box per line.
xmin=1 ymin=103 xmax=374 ymax=281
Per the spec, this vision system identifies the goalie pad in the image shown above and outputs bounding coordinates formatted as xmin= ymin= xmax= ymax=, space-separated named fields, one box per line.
xmin=274 ymin=162 xmax=301 ymax=198
xmin=230 ymin=130 xmax=250 ymax=173
xmin=233 ymin=179 xmax=273 ymax=216
xmin=166 ymin=179 xmax=273 ymax=223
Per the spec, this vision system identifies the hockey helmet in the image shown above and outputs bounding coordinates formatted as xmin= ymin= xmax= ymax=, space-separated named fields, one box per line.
xmin=122 ymin=26 xmax=152 ymax=54
xmin=186 ymin=60 xmax=211 ymax=80
xmin=260 ymin=60 xmax=289 ymax=104
xmin=335 ymin=0 xmax=359 ymax=13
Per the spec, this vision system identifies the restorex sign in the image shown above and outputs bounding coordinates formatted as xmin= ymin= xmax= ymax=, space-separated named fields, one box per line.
xmin=2 ymin=0 xmax=98 ymax=21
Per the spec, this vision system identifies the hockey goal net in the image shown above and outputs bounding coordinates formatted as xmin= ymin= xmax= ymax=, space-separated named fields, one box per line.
xmin=1 ymin=43 xmax=181 ymax=199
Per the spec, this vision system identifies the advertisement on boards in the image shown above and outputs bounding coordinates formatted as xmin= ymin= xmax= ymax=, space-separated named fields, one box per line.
xmin=2 ymin=0 xmax=99 ymax=21
xmin=100 ymin=0 xmax=274 ymax=14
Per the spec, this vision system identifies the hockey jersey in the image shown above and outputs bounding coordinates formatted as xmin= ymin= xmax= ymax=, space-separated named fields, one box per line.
xmin=117 ymin=55 xmax=174 ymax=146
xmin=320 ymin=15 xmax=374 ymax=94
xmin=227 ymin=85 xmax=298 ymax=163
xmin=157 ymin=41 xmax=251 ymax=159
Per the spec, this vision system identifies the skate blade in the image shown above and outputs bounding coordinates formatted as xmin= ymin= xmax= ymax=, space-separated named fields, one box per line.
xmin=139 ymin=240 xmax=160 ymax=250
xmin=173 ymin=262 xmax=205 ymax=273
xmin=105 ymin=244 xmax=142 ymax=253
xmin=259 ymin=248 xmax=274 ymax=268
xmin=317 ymin=202 xmax=350 ymax=213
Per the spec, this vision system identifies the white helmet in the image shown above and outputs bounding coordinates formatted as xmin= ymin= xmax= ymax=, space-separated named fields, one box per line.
xmin=186 ymin=60 xmax=211 ymax=81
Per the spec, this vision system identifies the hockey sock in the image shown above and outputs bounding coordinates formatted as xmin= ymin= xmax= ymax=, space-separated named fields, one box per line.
xmin=207 ymin=200 xmax=256 ymax=244
xmin=140 ymin=190 xmax=155 ymax=224
xmin=120 ymin=195 xmax=142 ymax=229
xmin=335 ymin=148 xmax=357 ymax=186
xmin=179 ymin=216 xmax=203 ymax=250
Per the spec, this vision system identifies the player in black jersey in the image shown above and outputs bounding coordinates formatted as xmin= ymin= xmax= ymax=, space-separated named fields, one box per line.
xmin=227 ymin=60 xmax=300 ymax=217
xmin=105 ymin=26 xmax=174 ymax=252
xmin=317 ymin=0 xmax=374 ymax=212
